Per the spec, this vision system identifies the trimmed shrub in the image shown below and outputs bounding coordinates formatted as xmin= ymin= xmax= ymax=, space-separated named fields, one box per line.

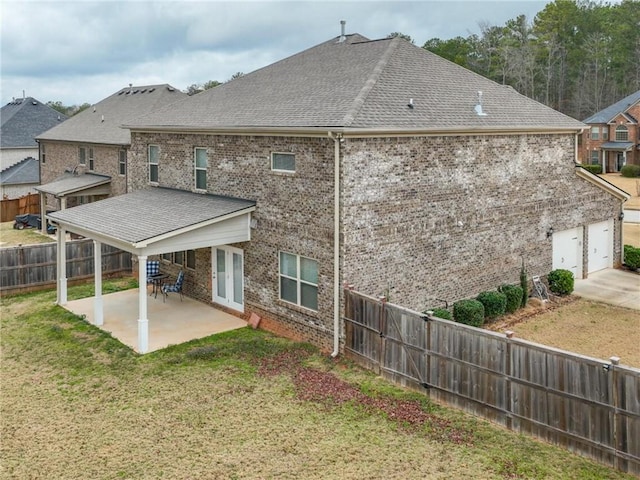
xmin=499 ymin=284 xmax=524 ymax=314
xmin=620 ymin=164 xmax=640 ymax=178
xmin=425 ymin=307 xmax=452 ymax=320
xmin=453 ymin=299 xmax=485 ymax=327
xmin=548 ymin=269 xmax=574 ymax=295
xmin=624 ymin=244 xmax=640 ymax=270
xmin=581 ymin=164 xmax=602 ymax=175
xmin=476 ymin=291 xmax=507 ymax=320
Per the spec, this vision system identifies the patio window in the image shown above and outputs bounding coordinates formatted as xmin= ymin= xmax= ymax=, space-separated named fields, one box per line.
xmin=88 ymin=148 xmax=95 ymax=171
xmin=186 ymin=250 xmax=196 ymax=269
xmin=589 ymin=151 xmax=600 ymax=164
xmin=174 ymin=251 xmax=184 ymax=266
xmin=279 ymin=252 xmax=318 ymax=311
xmin=194 ymin=147 xmax=207 ymax=190
xmin=161 ymin=252 xmax=171 ymax=262
xmin=79 ymin=146 xmax=86 ymax=165
xmin=148 ymin=145 xmax=159 ymax=183
xmin=119 ymin=150 xmax=126 ymax=176
xmin=271 ymin=152 xmax=295 ymax=172
xmin=615 ymin=125 xmax=628 ymax=141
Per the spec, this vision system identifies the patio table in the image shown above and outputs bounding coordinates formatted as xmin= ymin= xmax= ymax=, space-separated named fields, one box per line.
xmin=148 ymin=273 xmax=169 ymax=298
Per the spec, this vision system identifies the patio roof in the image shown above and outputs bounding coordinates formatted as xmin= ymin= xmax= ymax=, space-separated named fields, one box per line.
xmin=36 ymin=172 xmax=112 ymax=197
xmin=600 ymin=141 xmax=634 ymax=151
xmin=48 ymin=187 xmax=257 ymax=256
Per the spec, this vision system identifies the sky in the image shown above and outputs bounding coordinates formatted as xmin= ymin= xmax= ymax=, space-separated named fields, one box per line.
xmin=1 ymin=0 xmax=549 ymax=107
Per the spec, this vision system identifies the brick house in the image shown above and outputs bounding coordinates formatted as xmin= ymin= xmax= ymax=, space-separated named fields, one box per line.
xmin=579 ymin=90 xmax=640 ymax=172
xmin=49 ymin=32 xmax=629 ymax=353
xmin=36 ymin=85 xmax=186 ymax=223
xmin=1 ymin=97 xmax=67 ymax=198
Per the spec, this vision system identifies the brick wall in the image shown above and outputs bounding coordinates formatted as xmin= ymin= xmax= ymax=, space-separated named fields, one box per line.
xmin=129 ymin=132 xmax=338 ymax=343
xmin=341 ymin=134 xmax=622 ymax=312
xmin=127 ymin=130 xmax=622 ymax=349
xmin=40 ymin=141 xmax=127 ymax=208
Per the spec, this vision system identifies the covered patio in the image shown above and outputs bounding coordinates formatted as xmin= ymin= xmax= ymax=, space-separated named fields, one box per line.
xmin=66 ymin=288 xmax=247 ymax=353
xmin=48 ymin=187 xmax=256 ymax=353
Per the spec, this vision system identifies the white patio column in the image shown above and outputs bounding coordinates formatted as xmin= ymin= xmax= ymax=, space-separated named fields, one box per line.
xmin=40 ymin=192 xmax=47 ymax=235
xmin=93 ymin=240 xmax=103 ymax=326
xmin=137 ymin=255 xmax=149 ymax=353
xmin=601 ymin=150 xmax=606 ymax=173
xmin=57 ymin=226 xmax=67 ymax=305
xmin=60 ymin=196 xmax=67 ymax=210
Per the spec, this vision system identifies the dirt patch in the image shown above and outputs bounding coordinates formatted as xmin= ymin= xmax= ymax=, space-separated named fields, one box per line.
xmin=601 ymin=173 xmax=640 ymax=209
xmin=486 ymin=297 xmax=640 ymax=368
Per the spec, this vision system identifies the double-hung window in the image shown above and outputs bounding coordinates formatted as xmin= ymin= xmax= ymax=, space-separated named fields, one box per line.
xmin=589 ymin=151 xmax=600 ymax=164
xmin=41 ymin=144 xmax=46 ymax=164
xmin=79 ymin=146 xmax=86 ymax=165
xmin=119 ymin=150 xmax=127 ymax=175
xmin=148 ymin=145 xmax=159 ymax=183
xmin=194 ymin=147 xmax=207 ymax=190
xmin=279 ymin=252 xmax=318 ymax=310
xmin=88 ymin=147 xmax=95 ymax=170
xmin=271 ymin=152 xmax=295 ymax=172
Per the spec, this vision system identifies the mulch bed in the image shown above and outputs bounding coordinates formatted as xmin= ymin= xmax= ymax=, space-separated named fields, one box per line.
xmin=257 ymin=348 xmax=474 ymax=445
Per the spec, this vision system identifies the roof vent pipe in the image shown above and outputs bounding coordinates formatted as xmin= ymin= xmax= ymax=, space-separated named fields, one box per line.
xmin=338 ymin=20 xmax=346 ymax=43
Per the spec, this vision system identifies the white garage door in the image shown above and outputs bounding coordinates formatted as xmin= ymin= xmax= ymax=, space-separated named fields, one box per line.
xmin=588 ymin=220 xmax=612 ymax=274
xmin=552 ymin=227 xmax=582 ymax=278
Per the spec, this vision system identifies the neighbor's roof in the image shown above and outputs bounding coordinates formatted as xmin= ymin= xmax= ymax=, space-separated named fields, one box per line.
xmin=1 ymin=97 xmax=67 ymax=148
xmin=37 ymin=85 xmax=186 ymax=145
xmin=36 ymin=172 xmax=111 ymax=196
xmin=600 ymin=141 xmax=634 ymax=151
xmin=126 ymin=34 xmax=585 ymax=134
xmin=0 ymin=157 xmax=39 ymax=185
xmin=583 ymin=90 xmax=640 ymax=124
xmin=48 ymin=187 xmax=256 ymax=244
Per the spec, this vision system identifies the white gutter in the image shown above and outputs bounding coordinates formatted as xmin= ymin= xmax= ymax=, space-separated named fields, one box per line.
xmin=329 ymin=132 xmax=341 ymax=357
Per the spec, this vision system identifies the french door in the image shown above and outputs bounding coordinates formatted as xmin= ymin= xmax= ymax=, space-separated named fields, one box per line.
xmin=213 ymin=246 xmax=244 ymax=312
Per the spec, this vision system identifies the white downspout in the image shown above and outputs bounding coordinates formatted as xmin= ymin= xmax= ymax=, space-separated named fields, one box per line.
xmin=329 ymin=132 xmax=341 ymax=357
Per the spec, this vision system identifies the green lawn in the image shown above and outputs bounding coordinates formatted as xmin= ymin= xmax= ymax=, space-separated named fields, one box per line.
xmin=1 ymin=282 xmax=634 ymax=479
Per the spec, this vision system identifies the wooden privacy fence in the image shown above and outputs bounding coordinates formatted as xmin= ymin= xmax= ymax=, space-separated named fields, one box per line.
xmin=343 ymin=289 xmax=640 ymax=475
xmin=0 ymin=193 xmax=40 ymax=223
xmin=0 ymin=239 xmax=132 ymax=294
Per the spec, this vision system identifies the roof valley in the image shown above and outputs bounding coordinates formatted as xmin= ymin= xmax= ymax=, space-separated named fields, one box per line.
xmin=341 ymin=38 xmax=399 ymax=127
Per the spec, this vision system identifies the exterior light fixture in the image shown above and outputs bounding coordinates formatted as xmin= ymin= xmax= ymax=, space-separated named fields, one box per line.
xmin=619 ymin=211 xmax=624 ymax=221
xmin=546 ymin=227 xmax=554 ymax=238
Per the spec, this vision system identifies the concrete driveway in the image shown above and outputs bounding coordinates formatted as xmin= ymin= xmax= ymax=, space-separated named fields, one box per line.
xmin=574 ymin=268 xmax=640 ymax=310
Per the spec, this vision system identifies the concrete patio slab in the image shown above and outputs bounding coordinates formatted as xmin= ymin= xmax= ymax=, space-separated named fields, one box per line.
xmin=64 ymin=289 xmax=247 ymax=353
xmin=574 ymin=268 xmax=640 ymax=310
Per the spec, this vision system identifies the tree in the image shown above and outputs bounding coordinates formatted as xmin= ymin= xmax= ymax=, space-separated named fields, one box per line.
xmin=228 ymin=72 xmax=244 ymax=81
xmin=387 ymin=32 xmax=415 ymax=44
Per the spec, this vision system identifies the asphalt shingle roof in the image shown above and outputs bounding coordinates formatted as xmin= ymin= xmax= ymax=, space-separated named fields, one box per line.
xmin=48 ymin=188 xmax=256 ymax=244
xmin=126 ymin=35 xmax=584 ymax=133
xmin=0 ymin=157 xmax=39 ymax=185
xmin=37 ymin=85 xmax=186 ymax=145
xmin=583 ymin=90 xmax=640 ymax=124
xmin=36 ymin=172 xmax=111 ymax=196
xmin=1 ymin=97 xmax=67 ymax=148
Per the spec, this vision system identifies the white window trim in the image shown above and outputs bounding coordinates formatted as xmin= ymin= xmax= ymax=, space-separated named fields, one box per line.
xmin=278 ymin=251 xmax=318 ymax=311
xmin=79 ymin=146 xmax=86 ymax=165
xmin=119 ymin=150 xmax=126 ymax=176
xmin=271 ymin=152 xmax=296 ymax=173
xmin=194 ymin=147 xmax=208 ymax=191
xmin=148 ymin=145 xmax=159 ymax=184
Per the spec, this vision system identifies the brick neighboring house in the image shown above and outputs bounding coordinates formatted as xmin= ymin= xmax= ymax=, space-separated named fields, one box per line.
xmin=36 ymin=85 xmax=186 ymax=220
xmin=49 ymin=32 xmax=629 ymax=354
xmin=0 ymin=97 xmax=67 ymax=198
xmin=580 ymin=90 xmax=640 ymax=172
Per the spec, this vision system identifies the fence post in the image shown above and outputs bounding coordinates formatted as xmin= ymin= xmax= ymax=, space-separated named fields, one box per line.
xmin=505 ymin=330 xmax=514 ymax=430
xmin=378 ymin=296 xmax=386 ymax=375
xmin=609 ymin=356 xmax=620 ymax=471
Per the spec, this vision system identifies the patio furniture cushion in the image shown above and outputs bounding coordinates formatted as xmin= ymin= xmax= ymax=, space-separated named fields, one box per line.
xmin=161 ymin=270 xmax=184 ymax=302
xmin=146 ymin=261 xmax=160 ymax=283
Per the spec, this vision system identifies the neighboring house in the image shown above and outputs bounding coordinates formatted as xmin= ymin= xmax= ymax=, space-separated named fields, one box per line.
xmin=49 ymin=32 xmax=629 ymax=354
xmin=580 ymin=90 xmax=640 ymax=172
xmin=0 ymin=157 xmax=39 ymax=199
xmin=0 ymin=97 xmax=67 ymax=195
xmin=36 ymin=84 xmax=186 ymax=213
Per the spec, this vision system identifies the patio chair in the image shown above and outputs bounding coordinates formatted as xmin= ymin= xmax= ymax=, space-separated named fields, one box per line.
xmin=146 ymin=260 xmax=161 ymax=295
xmin=161 ymin=270 xmax=184 ymax=302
